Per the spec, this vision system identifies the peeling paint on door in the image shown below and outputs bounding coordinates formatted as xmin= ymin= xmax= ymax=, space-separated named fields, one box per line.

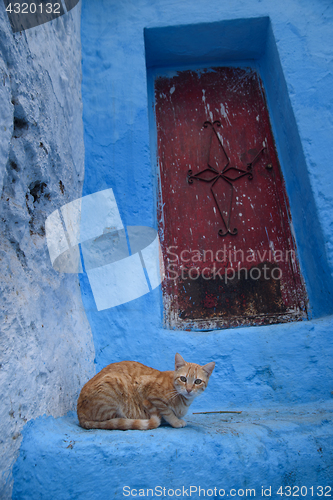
xmin=154 ymin=67 xmax=308 ymax=330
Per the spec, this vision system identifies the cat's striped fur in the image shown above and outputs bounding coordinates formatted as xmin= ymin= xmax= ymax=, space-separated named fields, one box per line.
xmin=77 ymin=353 xmax=215 ymax=430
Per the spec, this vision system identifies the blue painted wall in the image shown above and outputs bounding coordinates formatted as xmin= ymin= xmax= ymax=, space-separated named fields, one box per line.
xmin=80 ymin=0 xmax=333 ymax=409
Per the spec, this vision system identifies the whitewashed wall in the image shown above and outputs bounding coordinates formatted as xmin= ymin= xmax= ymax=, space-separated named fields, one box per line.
xmin=0 ymin=3 xmax=95 ymax=497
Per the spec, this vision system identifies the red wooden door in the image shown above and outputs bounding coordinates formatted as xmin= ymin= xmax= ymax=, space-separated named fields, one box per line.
xmin=155 ymin=67 xmax=307 ymax=330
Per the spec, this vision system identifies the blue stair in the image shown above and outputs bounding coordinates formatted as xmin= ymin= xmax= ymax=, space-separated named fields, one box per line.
xmin=12 ymin=402 xmax=333 ymax=499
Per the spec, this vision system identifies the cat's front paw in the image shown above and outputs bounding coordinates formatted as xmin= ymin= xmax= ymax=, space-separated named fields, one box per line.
xmin=173 ymin=419 xmax=187 ymax=428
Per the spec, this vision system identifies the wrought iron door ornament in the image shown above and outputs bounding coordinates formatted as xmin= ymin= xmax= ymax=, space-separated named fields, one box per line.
xmin=187 ymin=120 xmax=266 ymax=237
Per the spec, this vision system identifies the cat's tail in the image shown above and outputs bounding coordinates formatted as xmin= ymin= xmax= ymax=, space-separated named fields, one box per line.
xmin=79 ymin=413 xmax=161 ymax=431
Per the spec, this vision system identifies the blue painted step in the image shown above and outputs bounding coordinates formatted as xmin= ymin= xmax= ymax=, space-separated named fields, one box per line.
xmin=13 ymin=402 xmax=333 ymax=500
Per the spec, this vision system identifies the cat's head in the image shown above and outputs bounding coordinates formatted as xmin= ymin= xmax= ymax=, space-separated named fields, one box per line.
xmin=173 ymin=353 xmax=215 ymax=400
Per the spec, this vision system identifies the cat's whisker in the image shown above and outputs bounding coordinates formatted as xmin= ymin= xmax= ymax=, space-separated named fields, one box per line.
xmin=166 ymin=392 xmax=180 ymax=402
xmin=165 ymin=389 xmax=178 ymax=397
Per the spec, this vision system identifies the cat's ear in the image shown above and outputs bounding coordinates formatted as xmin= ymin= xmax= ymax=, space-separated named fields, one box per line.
xmin=175 ymin=353 xmax=186 ymax=371
xmin=202 ymin=361 xmax=215 ymax=377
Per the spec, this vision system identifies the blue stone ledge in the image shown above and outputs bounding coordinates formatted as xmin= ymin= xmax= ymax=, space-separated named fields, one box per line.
xmin=13 ymin=403 xmax=333 ymax=500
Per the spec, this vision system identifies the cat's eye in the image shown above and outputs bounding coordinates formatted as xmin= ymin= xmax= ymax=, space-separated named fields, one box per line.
xmin=194 ymin=379 xmax=202 ymax=385
xmin=179 ymin=376 xmax=187 ymax=382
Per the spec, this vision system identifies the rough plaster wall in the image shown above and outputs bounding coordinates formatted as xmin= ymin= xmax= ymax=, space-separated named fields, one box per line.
xmin=0 ymin=3 xmax=95 ymax=497
xmin=270 ymin=2 xmax=333 ymax=276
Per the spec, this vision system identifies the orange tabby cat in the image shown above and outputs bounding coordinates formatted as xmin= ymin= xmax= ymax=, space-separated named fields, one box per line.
xmin=77 ymin=353 xmax=215 ymax=430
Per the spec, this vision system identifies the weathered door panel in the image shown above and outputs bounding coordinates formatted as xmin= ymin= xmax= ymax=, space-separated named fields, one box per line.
xmin=155 ymin=67 xmax=307 ymax=330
